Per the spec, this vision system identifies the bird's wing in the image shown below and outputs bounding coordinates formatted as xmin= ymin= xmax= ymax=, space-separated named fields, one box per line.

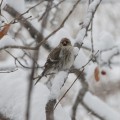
xmin=48 ymin=47 xmax=61 ymax=62
xmin=34 ymin=47 xmax=61 ymax=85
xmin=43 ymin=47 xmax=61 ymax=74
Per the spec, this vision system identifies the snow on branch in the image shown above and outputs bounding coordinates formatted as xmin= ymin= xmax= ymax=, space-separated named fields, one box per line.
xmin=83 ymin=92 xmax=120 ymax=120
xmin=45 ymin=71 xmax=68 ymax=120
xmin=49 ymin=71 xmax=68 ymax=100
xmin=75 ymin=0 xmax=102 ymax=47
xmin=69 ymin=67 xmax=120 ymax=120
xmin=4 ymin=4 xmax=43 ymax=42
xmin=3 ymin=4 xmax=51 ymax=50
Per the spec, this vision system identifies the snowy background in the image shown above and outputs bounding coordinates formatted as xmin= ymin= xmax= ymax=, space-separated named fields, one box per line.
xmin=0 ymin=0 xmax=120 ymax=120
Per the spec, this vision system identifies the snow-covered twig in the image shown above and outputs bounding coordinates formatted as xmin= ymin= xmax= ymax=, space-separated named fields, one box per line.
xmin=55 ymin=50 xmax=99 ymax=109
xmin=75 ymin=0 xmax=102 ymax=48
xmin=0 ymin=0 xmax=3 ymax=13
xmin=5 ymin=50 xmax=41 ymax=69
xmin=49 ymin=71 xmax=68 ymax=100
xmin=0 ymin=45 xmax=37 ymax=51
xmin=71 ymin=71 xmax=87 ymax=120
xmin=3 ymin=4 xmax=51 ymax=50
xmin=71 ymin=68 xmax=120 ymax=120
xmin=36 ymin=0 xmax=82 ymax=48
xmin=88 ymin=0 xmax=95 ymax=59
xmin=83 ymin=92 xmax=120 ymax=120
xmin=81 ymin=102 xmax=104 ymax=120
xmin=99 ymin=46 xmax=120 ymax=67
xmin=46 ymin=71 xmax=68 ymax=120
xmin=54 ymin=69 xmax=84 ymax=110
xmin=25 ymin=1 xmax=54 ymax=118
xmin=3 ymin=5 xmax=43 ymax=42
xmin=0 ymin=68 xmax=18 ymax=73
xmin=71 ymin=69 xmax=103 ymax=120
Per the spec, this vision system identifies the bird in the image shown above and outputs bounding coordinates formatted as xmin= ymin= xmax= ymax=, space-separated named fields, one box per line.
xmin=34 ymin=38 xmax=74 ymax=85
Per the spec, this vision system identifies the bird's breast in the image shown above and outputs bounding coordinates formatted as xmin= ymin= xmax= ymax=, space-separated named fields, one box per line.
xmin=60 ymin=47 xmax=74 ymax=70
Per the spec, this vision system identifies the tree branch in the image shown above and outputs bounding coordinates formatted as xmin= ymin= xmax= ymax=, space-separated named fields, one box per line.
xmin=4 ymin=4 xmax=43 ymax=41
xmin=3 ymin=4 xmax=51 ymax=50
xmin=75 ymin=0 xmax=102 ymax=48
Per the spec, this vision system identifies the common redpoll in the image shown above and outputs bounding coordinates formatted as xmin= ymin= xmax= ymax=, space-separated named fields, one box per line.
xmin=35 ymin=38 xmax=74 ymax=85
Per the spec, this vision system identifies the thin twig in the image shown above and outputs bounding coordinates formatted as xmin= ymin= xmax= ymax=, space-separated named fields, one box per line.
xmin=0 ymin=0 xmax=3 ymax=10
xmin=80 ymin=50 xmax=99 ymax=70
xmin=30 ymin=0 xmax=66 ymax=21
xmin=36 ymin=0 xmax=82 ymax=48
xmin=54 ymin=51 xmax=99 ymax=109
xmin=71 ymin=71 xmax=87 ymax=120
xmin=5 ymin=50 xmax=42 ymax=69
xmin=22 ymin=50 xmax=40 ymax=68
xmin=38 ymin=0 xmax=66 ymax=21
xmin=0 ymin=45 xmax=37 ymax=51
xmin=26 ymin=1 xmax=54 ymax=120
xmin=26 ymin=56 xmax=36 ymax=120
xmin=0 ymin=68 xmax=18 ymax=73
xmin=54 ymin=69 xmax=84 ymax=110
xmin=81 ymin=102 xmax=104 ymax=120
xmin=10 ymin=0 xmax=45 ymax=24
xmin=3 ymin=4 xmax=44 ymax=44
xmin=75 ymin=0 xmax=102 ymax=49
xmin=91 ymin=20 xmax=94 ymax=55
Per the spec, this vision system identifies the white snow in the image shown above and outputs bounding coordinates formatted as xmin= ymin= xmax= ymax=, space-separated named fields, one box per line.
xmin=73 ymin=47 xmax=79 ymax=56
xmin=76 ymin=0 xmax=101 ymax=44
xmin=89 ymin=0 xmax=101 ymax=12
xmin=74 ymin=49 xmax=89 ymax=69
xmin=0 ymin=69 xmax=71 ymax=120
xmin=49 ymin=71 xmax=68 ymax=100
xmin=83 ymin=92 xmax=120 ymax=120
xmin=76 ymin=28 xmax=86 ymax=44
xmin=94 ymin=31 xmax=115 ymax=51
xmin=3 ymin=0 xmax=25 ymax=13
xmin=48 ymin=28 xmax=75 ymax=48
xmin=0 ymin=1 xmax=120 ymax=120
xmin=0 ymin=36 xmax=17 ymax=49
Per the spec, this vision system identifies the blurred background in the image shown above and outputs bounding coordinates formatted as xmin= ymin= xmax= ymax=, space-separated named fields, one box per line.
xmin=0 ymin=0 xmax=120 ymax=120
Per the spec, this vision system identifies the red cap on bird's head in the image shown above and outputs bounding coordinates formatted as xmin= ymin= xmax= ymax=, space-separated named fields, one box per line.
xmin=60 ymin=38 xmax=71 ymax=46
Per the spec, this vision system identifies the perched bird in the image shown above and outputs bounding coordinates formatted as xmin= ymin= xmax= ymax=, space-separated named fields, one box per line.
xmin=35 ymin=38 xmax=74 ymax=85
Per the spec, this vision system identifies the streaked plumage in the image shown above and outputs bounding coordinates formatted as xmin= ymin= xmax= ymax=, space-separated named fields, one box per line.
xmin=35 ymin=38 xmax=74 ymax=85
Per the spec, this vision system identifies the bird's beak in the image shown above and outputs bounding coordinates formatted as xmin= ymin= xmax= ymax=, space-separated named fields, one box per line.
xmin=62 ymin=41 xmax=67 ymax=46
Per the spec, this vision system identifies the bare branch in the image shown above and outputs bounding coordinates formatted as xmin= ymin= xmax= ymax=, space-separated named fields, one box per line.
xmin=75 ymin=0 xmax=102 ymax=48
xmin=26 ymin=1 xmax=54 ymax=120
xmin=38 ymin=0 xmax=65 ymax=21
xmin=0 ymin=68 xmax=18 ymax=73
xmin=0 ymin=45 xmax=37 ymax=51
xmin=54 ymin=51 xmax=99 ymax=109
xmin=0 ymin=0 xmax=3 ymax=11
xmin=25 ymin=58 xmax=35 ymax=120
xmin=71 ymin=70 xmax=87 ymax=120
xmin=3 ymin=4 xmax=43 ymax=42
xmin=54 ymin=69 xmax=84 ymax=110
xmin=46 ymin=99 xmax=56 ymax=120
xmin=5 ymin=50 xmax=42 ymax=69
xmin=79 ymin=50 xmax=99 ymax=70
xmin=81 ymin=102 xmax=104 ymax=120
xmin=36 ymin=0 xmax=82 ymax=48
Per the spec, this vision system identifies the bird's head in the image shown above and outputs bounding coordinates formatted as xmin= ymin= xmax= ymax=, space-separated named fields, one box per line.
xmin=60 ymin=38 xmax=72 ymax=47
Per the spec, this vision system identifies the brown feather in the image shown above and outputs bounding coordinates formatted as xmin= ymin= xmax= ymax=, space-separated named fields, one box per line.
xmin=42 ymin=47 xmax=61 ymax=76
xmin=34 ymin=38 xmax=74 ymax=85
